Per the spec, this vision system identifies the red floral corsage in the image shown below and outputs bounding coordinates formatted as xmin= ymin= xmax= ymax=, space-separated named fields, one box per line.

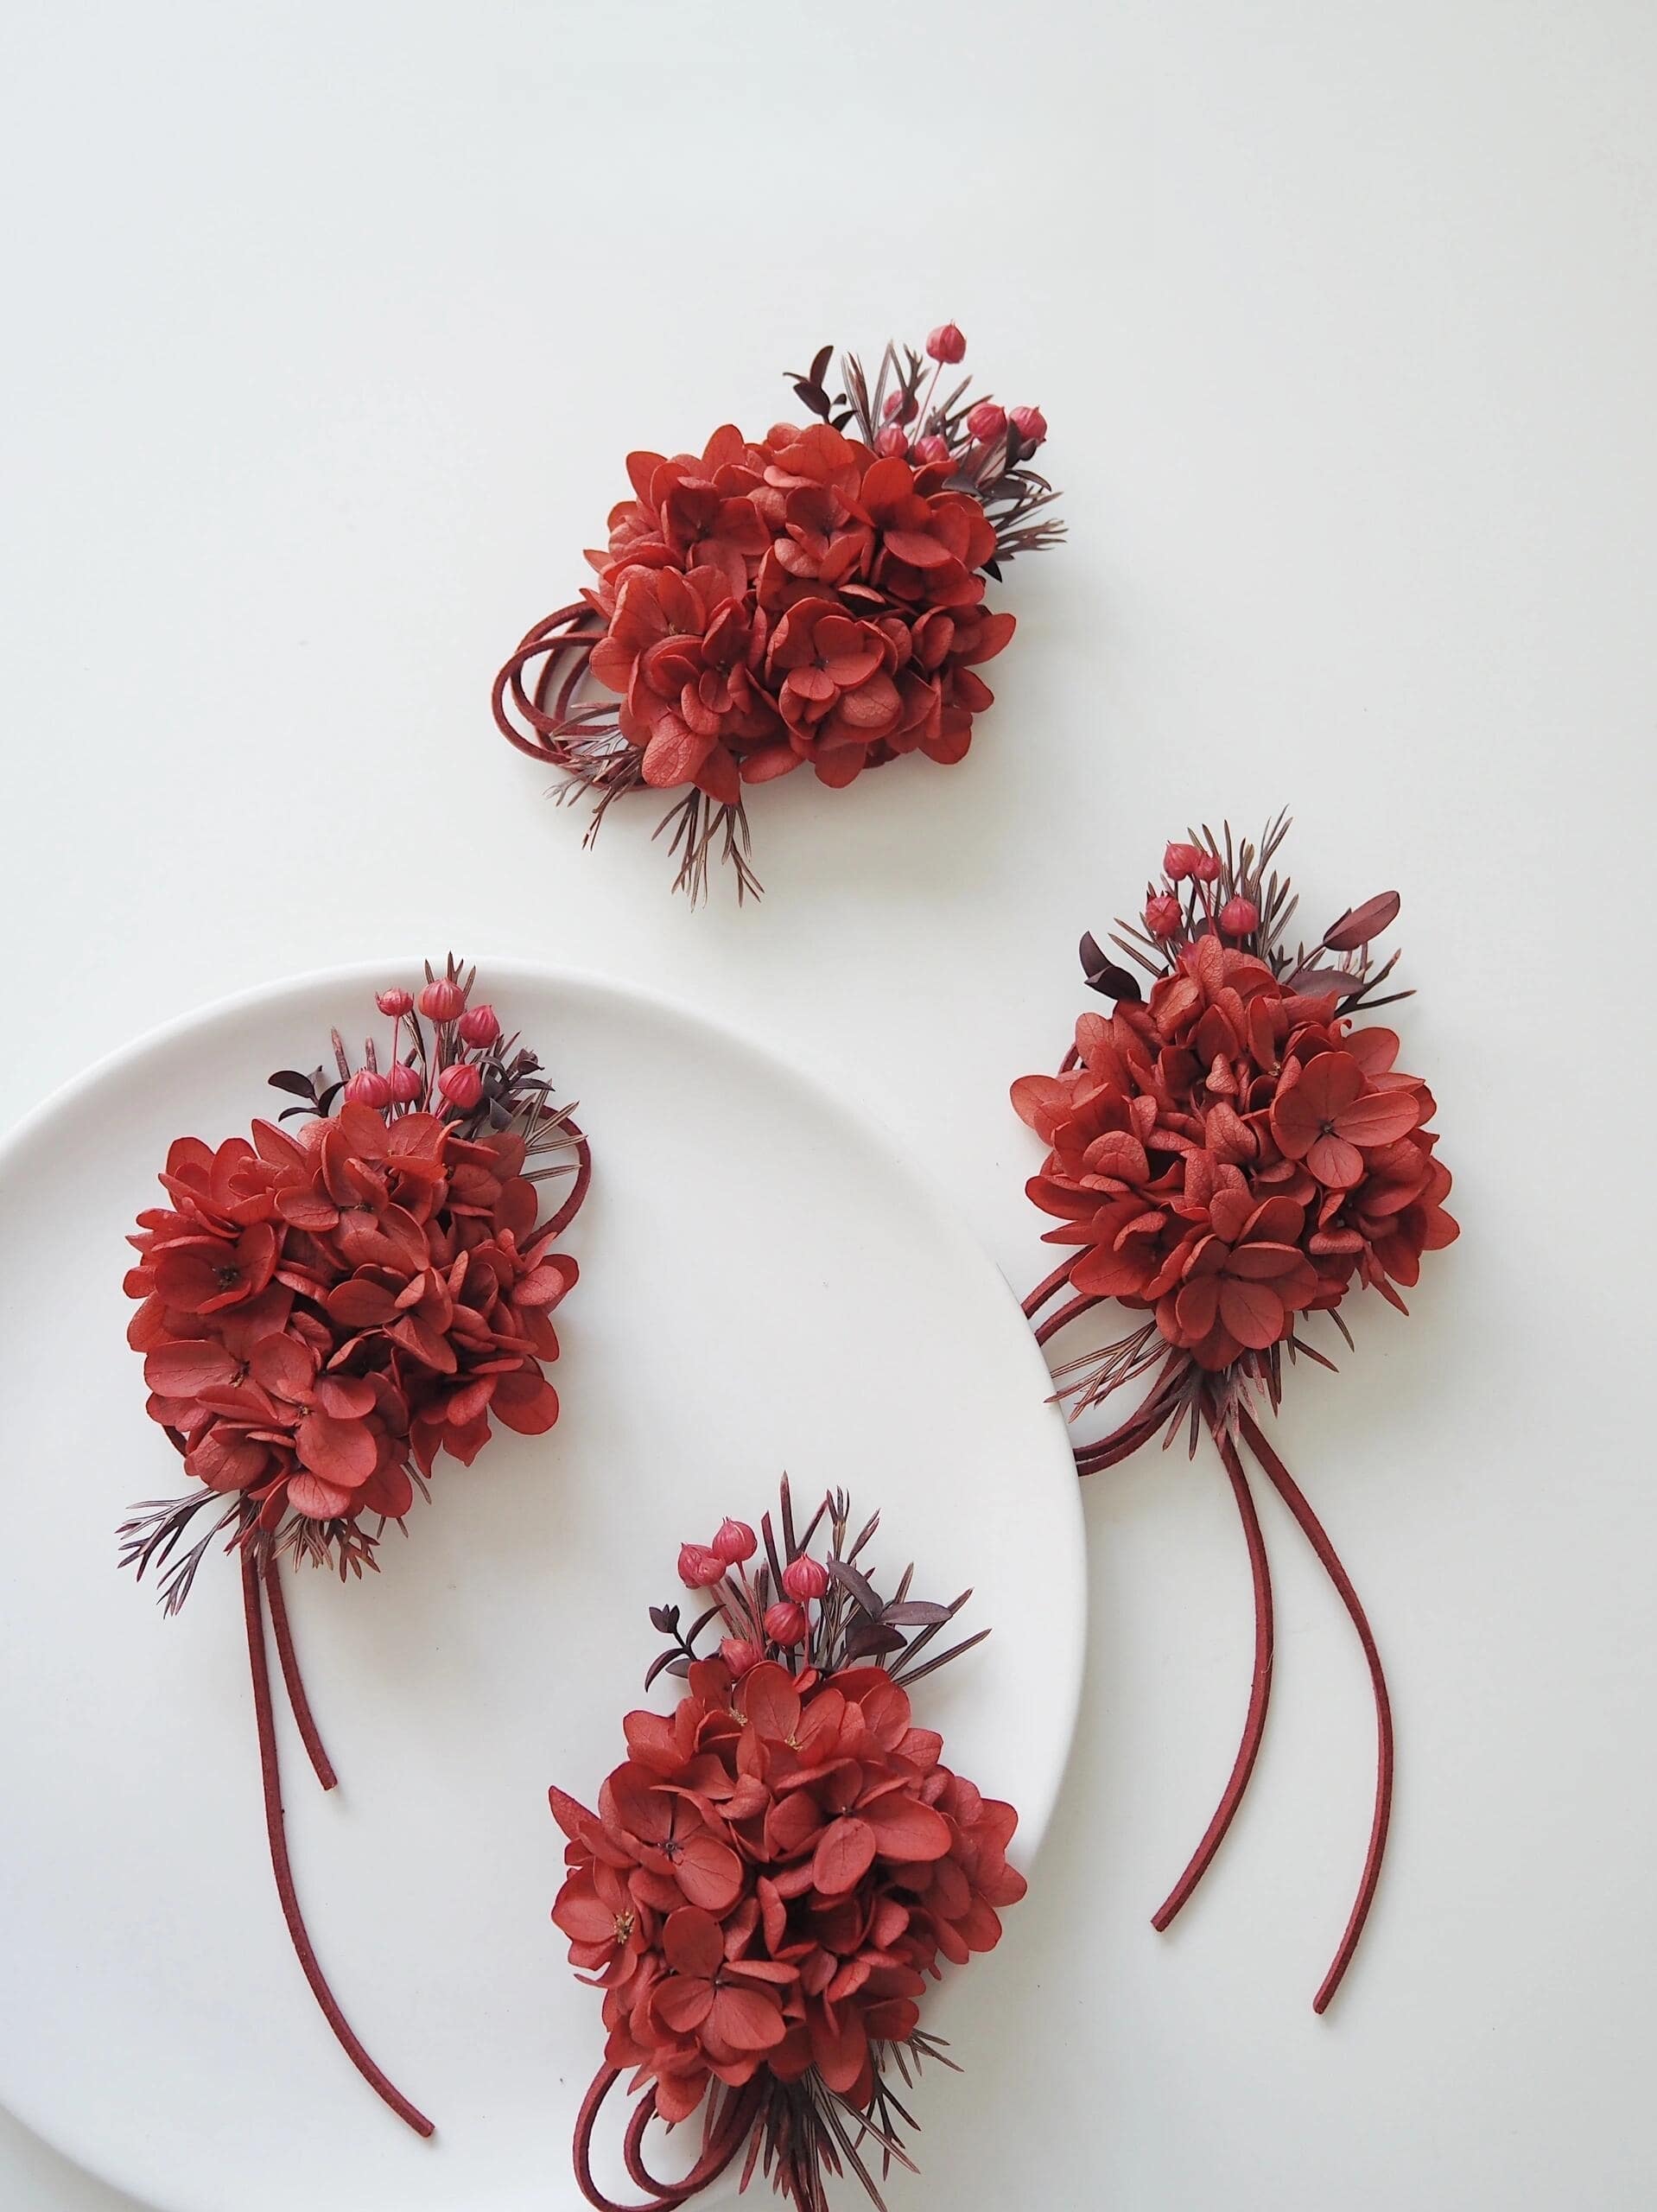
xmin=553 ymin=1479 xmax=1024 ymax=2210
xmin=1013 ymin=817 xmax=1457 ymax=2011
xmin=118 ymin=959 xmax=590 ymax=2136
xmin=493 ymin=324 xmax=1062 ymax=899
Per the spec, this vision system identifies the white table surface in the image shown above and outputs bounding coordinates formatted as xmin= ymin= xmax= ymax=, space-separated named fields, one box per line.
xmin=2 ymin=3 xmax=1653 ymax=2208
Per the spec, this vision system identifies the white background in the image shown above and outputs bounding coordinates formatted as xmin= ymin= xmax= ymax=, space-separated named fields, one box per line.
xmin=2 ymin=3 xmax=1653 ymax=2208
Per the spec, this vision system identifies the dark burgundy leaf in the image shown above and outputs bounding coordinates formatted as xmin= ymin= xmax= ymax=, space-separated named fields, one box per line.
xmin=1323 ymin=892 xmax=1401 ymax=952
xmin=791 ymin=381 xmax=831 ymax=422
xmin=828 ymin=1557 xmax=883 ymax=1619
xmin=809 ymin=344 xmax=834 ymax=388
xmin=266 ymin=1070 xmax=316 ymax=1098
xmin=649 ymin=1604 xmax=679 ymax=1635
xmin=880 ymin=1600 xmax=952 ymax=1627
xmin=845 ymin=1619 xmax=906 ymax=1659
xmin=644 ymin=1648 xmax=680 ymax=1689
xmin=1079 ymin=931 xmax=1143 ymax=1002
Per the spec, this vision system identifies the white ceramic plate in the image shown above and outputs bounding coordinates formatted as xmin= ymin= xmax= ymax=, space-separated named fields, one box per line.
xmin=0 ymin=963 xmax=1083 ymax=2212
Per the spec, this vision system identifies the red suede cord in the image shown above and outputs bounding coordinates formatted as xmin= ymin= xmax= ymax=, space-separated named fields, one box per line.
xmin=241 ymin=1554 xmax=434 ymax=2136
xmin=262 ymin=1559 xmax=336 ymax=1793
xmin=1239 ymin=1410 xmax=1394 ymax=2013
xmin=1150 ymin=1418 xmax=1274 ymax=1931
xmin=547 ymin=1117 xmax=593 ymax=1239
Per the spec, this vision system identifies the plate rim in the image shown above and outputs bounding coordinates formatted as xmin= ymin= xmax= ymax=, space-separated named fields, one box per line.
xmin=0 ymin=954 xmax=1087 ymax=2211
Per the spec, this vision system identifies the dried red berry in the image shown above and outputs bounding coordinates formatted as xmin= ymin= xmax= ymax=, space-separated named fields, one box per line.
xmin=780 ymin=1554 xmax=828 ymax=1602
xmin=419 ymin=978 xmax=466 ymax=1022
xmin=376 ymin=988 xmax=414 ymax=1018
xmin=967 ymin=400 xmax=1008 ymax=443
xmin=677 ymin=1544 xmax=725 ymax=1590
xmin=342 ymin=1068 xmax=392 ymax=1109
xmin=1163 ymin=842 xmax=1202 ymax=880
xmin=763 ymin=1599 xmax=809 ymax=1646
xmin=1009 ymin=404 xmax=1047 ymax=447
xmin=926 ymin=321 xmax=967 ymax=364
xmin=1145 ymin=892 xmax=1183 ymax=938
xmin=457 ymin=1003 xmax=500 ymax=1046
xmin=436 ymin=1062 xmax=483 ymax=1110
xmin=1219 ymin=894 xmax=1260 ymax=936
xmin=710 ymin=1517 xmax=757 ymax=1566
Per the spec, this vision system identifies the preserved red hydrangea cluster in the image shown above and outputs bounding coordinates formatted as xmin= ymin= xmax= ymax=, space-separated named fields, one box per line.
xmin=495 ymin=326 xmax=1062 ymax=899
xmin=554 ymin=1484 xmax=1022 ymax=2211
xmin=1016 ymin=819 xmax=1457 ymax=1426
xmin=120 ymin=960 xmax=588 ymax=1605
xmin=127 ymin=1107 xmax=573 ymax=1525
xmin=585 ymin=425 xmax=1013 ymax=804
xmin=1015 ymin=941 xmax=1456 ymax=1379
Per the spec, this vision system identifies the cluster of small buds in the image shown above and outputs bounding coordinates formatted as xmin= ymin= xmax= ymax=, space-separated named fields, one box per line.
xmin=867 ymin=322 xmax=1048 ymax=467
xmin=675 ymin=1513 xmax=832 ymax=1668
xmin=319 ymin=964 xmax=519 ymax=1126
xmin=1142 ymin=835 xmax=1262 ymax=949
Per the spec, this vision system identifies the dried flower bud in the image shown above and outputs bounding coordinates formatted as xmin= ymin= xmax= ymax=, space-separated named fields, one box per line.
xmin=376 ymin=988 xmax=414 ymax=1018
xmin=873 ymin=424 xmax=909 ymax=458
xmin=1009 ymin=404 xmax=1047 ymax=448
xmin=342 ymin=1068 xmax=392 ymax=1109
xmin=1190 ymin=849 xmax=1222 ymax=884
xmin=882 ymin=389 xmax=917 ymax=424
xmin=781 ymin=1554 xmax=829 ymax=1603
xmin=457 ymin=1002 xmax=500 ymax=1047
xmin=710 ymin=1517 xmax=758 ymax=1566
xmin=677 ymin=1543 xmax=725 ymax=1590
xmin=1146 ymin=892 xmax=1183 ymax=938
xmin=966 ymin=400 xmax=1007 ymax=443
xmin=1163 ymin=842 xmax=1202 ymax=881
xmin=720 ymin=1637 xmax=763 ymax=1676
xmin=386 ymin=1062 xmax=422 ymax=1104
xmin=419 ymin=977 xmax=466 ymax=1022
xmin=764 ymin=1599 xmax=809 ymax=1647
xmin=926 ymin=322 xmax=967 ymax=365
xmin=912 ymin=434 xmax=951 ymax=465
xmin=436 ymin=1061 xmax=483 ymax=1110
xmin=1220 ymin=894 xmax=1260 ymax=938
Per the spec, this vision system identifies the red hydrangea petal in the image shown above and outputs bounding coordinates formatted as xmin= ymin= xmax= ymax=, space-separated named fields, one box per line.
xmin=861 ymin=1794 xmax=953 ymax=1861
xmin=662 ymin=1906 xmax=724 ymax=1979
xmin=812 ymin=1816 xmax=877 ymax=1896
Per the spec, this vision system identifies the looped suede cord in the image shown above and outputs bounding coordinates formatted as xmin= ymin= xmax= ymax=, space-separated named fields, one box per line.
xmin=573 ymin=2066 xmax=762 ymax=2211
xmin=492 ymin=601 xmax=612 ymax=770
